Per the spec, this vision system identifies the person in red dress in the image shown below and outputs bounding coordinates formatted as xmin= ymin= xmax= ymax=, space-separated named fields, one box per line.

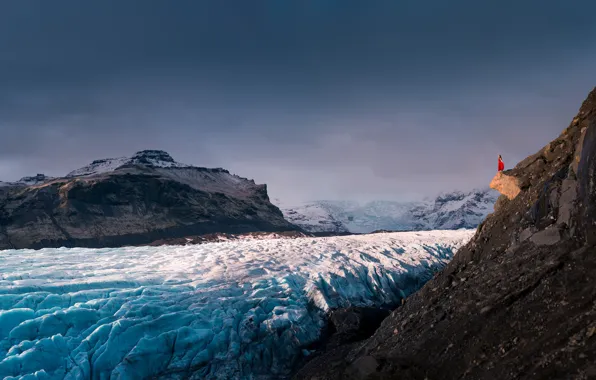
xmin=498 ymin=155 xmax=505 ymax=171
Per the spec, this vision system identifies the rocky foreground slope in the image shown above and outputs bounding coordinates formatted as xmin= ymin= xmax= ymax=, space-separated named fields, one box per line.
xmin=0 ymin=150 xmax=296 ymax=250
xmin=295 ymin=88 xmax=596 ymax=379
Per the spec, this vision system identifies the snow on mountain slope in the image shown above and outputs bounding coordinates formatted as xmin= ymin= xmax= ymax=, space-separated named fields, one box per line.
xmin=278 ymin=189 xmax=499 ymax=234
xmin=0 ymin=150 xmax=293 ymax=250
xmin=0 ymin=230 xmax=472 ymax=379
xmin=156 ymin=167 xmax=260 ymax=200
xmin=66 ymin=150 xmax=190 ymax=177
xmin=65 ymin=157 xmax=130 ymax=177
xmin=0 ymin=174 xmax=55 ymax=188
xmin=325 ymin=200 xmax=423 ymax=233
xmin=16 ymin=174 xmax=55 ymax=186
xmin=412 ymin=189 xmax=499 ymax=230
xmin=276 ymin=199 xmax=349 ymax=234
xmin=64 ymin=150 xmax=258 ymax=200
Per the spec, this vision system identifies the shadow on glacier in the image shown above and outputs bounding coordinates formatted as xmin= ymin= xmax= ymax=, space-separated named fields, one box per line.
xmin=310 ymin=244 xmax=454 ymax=311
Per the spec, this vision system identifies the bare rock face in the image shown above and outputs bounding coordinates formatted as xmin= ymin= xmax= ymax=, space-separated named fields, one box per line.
xmin=327 ymin=307 xmax=392 ymax=348
xmin=489 ymin=171 xmax=521 ymax=200
xmin=0 ymin=151 xmax=298 ymax=250
xmin=295 ymin=87 xmax=596 ymax=380
xmin=577 ymin=117 xmax=596 ymax=244
xmin=529 ymin=224 xmax=561 ymax=246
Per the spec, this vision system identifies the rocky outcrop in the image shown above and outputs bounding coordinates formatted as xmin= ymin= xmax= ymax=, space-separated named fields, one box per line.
xmin=0 ymin=150 xmax=298 ymax=250
xmin=0 ymin=173 xmax=55 ymax=187
xmin=295 ymin=87 xmax=596 ymax=380
xmin=489 ymin=171 xmax=521 ymax=200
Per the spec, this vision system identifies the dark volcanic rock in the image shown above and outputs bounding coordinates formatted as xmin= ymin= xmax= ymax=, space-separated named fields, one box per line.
xmin=295 ymin=88 xmax=596 ymax=380
xmin=578 ymin=116 xmax=596 ymax=244
xmin=131 ymin=149 xmax=177 ymax=165
xmin=294 ymin=307 xmax=392 ymax=380
xmin=0 ymin=153 xmax=298 ymax=250
xmin=146 ymin=230 xmax=309 ymax=246
xmin=327 ymin=307 xmax=393 ymax=348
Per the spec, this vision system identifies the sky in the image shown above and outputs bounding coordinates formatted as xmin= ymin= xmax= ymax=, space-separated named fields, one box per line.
xmin=1 ymin=1 xmax=595 ymax=203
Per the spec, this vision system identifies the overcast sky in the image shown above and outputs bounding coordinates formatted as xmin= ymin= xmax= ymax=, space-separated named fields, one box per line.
xmin=1 ymin=1 xmax=595 ymax=203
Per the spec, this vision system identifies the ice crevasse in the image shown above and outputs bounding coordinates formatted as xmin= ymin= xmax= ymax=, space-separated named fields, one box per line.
xmin=0 ymin=230 xmax=473 ymax=379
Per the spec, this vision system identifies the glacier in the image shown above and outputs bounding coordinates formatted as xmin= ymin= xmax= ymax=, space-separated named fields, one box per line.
xmin=277 ymin=189 xmax=499 ymax=234
xmin=0 ymin=230 xmax=473 ymax=379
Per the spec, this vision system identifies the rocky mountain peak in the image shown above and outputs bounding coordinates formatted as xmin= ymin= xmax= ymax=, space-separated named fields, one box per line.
xmin=66 ymin=150 xmax=190 ymax=177
xmin=0 ymin=173 xmax=54 ymax=187
xmin=434 ymin=190 xmax=465 ymax=203
xmin=131 ymin=150 xmax=177 ymax=165
xmin=17 ymin=173 xmax=52 ymax=184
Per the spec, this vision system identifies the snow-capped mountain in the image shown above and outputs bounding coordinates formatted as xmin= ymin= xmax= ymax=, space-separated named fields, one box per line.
xmin=0 ymin=173 xmax=55 ymax=188
xmin=411 ymin=189 xmax=499 ymax=230
xmin=0 ymin=150 xmax=295 ymax=250
xmin=278 ymin=200 xmax=350 ymax=234
xmin=278 ymin=188 xmax=499 ymax=234
xmin=66 ymin=149 xmax=190 ymax=177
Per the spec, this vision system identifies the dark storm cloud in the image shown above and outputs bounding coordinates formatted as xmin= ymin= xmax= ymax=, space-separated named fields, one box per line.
xmin=0 ymin=0 xmax=595 ymax=202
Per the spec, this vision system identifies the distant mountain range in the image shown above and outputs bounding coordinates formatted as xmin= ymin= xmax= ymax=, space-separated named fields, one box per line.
xmin=0 ymin=149 xmax=499 ymax=250
xmin=275 ymin=188 xmax=499 ymax=234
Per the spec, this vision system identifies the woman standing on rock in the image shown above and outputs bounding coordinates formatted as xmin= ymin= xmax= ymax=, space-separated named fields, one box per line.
xmin=498 ymin=155 xmax=505 ymax=171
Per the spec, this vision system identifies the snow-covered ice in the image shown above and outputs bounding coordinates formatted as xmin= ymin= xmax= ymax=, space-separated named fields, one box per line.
xmin=0 ymin=230 xmax=473 ymax=379
xmin=277 ymin=189 xmax=498 ymax=233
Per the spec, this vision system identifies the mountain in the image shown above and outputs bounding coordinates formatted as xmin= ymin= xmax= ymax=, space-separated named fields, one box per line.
xmin=276 ymin=200 xmax=351 ymax=234
xmin=0 ymin=173 xmax=55 ymax=188
xmin=65 ymin=149 xmax=189 ymax=177
xmin=277 ymin=188 xmax=498 ymax=234
xmin=411 ymin=189 xmax=500 ymax=230
xmin=295 ymin=88 xmax=596 ymax=379
xmin=0 ymin=150 xmax=297 ymax=250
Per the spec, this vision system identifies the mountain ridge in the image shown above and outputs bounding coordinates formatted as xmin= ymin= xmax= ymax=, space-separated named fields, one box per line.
xmin=0 ymin=150 xmax=296 ymax=250
xmin=278 ymin=187 xmax=498 ymax=234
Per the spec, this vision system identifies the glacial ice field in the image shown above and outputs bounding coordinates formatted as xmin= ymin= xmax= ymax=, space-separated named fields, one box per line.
xmin=0 ymin=230 xmax=474 ymax=380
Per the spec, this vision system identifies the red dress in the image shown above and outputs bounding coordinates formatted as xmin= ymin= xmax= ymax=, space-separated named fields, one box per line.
xmin=498 ymin=158 xmax=504 ymax=171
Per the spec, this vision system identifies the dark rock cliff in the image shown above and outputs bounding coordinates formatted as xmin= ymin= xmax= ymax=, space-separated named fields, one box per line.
xmin=295 ymin=88 xmax=596 ymax=380
xmin=0 ymin=151 xmax=297 ymax=250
